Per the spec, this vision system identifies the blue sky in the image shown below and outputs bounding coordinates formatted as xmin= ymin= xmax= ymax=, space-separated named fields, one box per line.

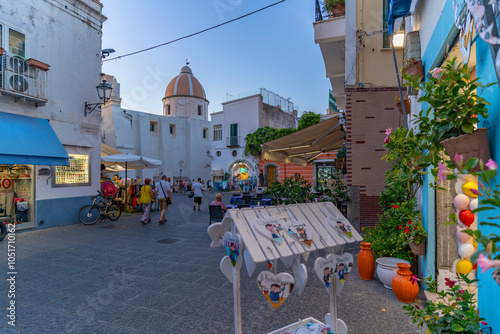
xmin=101 ymin=0 xmax=330 ymax=117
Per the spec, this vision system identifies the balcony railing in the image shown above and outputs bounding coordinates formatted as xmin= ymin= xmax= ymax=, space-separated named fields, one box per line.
xmin=315 ymin=0 xmax=346 ymax=22
xmin=226 ymin=136 xmax=241 ymax=147
xmin=0 ymin=53 xmax=48 ymax=105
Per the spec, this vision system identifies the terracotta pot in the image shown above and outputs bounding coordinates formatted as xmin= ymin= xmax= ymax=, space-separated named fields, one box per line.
xmin=327 ymin=3 xmax=345 ymax=17
xmin=409 ymin=239 xmax=425 ymax=256
xmin=28 ymin=58 xmax=50 ymax=71
xmin=0 ymin=47 xmax=4 ymax=56
xmin=440 ymin=128 xmax=491 ymax=172
xmin=376 ymin=257 xmax=410 ymax=289
xmin=396 ymin=98 xmax=410 ymax=115
xmin=403 ymin=60 xmax=424 ymax=81
xmin=358 ymin=242 xmax=375 ymax=280
xmin=392 ymin=263 xmax=419 ymax=303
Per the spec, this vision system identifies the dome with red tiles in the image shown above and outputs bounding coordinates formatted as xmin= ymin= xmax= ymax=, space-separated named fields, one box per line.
xmin=165 ymin=66 xmax=206 ymax=100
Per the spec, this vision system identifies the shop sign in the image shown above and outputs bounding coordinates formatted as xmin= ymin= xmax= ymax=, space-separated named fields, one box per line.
xmin=38 ymin=168 xmax=51 ymax=176
xmin=0 ymin=173 xmax=14 ymax=194
xmin=80 ymin=123 xmax=100 ymax=136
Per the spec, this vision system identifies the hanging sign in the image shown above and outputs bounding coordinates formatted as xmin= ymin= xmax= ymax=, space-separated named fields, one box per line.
xmin=256 ymin=271 xmax=295 ymax=309
xmin=0 ymin=173 xmax=14 ymax=194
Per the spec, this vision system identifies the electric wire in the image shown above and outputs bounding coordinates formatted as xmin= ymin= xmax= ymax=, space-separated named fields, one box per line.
xmin=103 ymin=0 xmax=287 ymax=62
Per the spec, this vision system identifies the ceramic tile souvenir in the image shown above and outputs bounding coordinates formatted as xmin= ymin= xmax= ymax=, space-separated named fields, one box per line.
xmin=284 ymin=220 xmax=314 ymax=247
xmin=292 ymin=261 xmax=308 ymax=295
xmin=254 ymin=218 xmax=284 ymax=245
xmin=257 ymin=271 xmax=295 ymax=309
xmin=220 ymin=256 xmax=233 ymax=283
xmin=223 ymin=232 xmax=242 ymax=267
xmin=334 ymin=253 xmax=354 ymax=295
xmin=327 ymin=217 xmax=353 ymax=239
xmin=314 ymin=254 xmax=338 ymax=291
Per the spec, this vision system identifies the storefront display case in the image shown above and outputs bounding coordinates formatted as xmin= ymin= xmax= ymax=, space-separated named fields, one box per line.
xmin=0 ymin=164 xmax=34 ymax=225
xmin=52 ymin=154 xmax=90 ymax=187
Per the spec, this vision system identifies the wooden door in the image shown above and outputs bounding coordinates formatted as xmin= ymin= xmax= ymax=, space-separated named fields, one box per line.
xmin=266 ymin=166 xmax=277 ymax=186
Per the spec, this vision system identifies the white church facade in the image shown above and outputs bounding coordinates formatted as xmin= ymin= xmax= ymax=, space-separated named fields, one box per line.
xmin=101 ymin=66 xmax=212 ymax=182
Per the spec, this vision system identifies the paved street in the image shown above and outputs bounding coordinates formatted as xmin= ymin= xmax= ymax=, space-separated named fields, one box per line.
xmin=0 ymin=191 xmax=425 ymax=334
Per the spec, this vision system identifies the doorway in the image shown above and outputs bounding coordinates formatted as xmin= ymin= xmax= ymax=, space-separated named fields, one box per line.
xmin=266 ymin=166 xmax=277 ymax=186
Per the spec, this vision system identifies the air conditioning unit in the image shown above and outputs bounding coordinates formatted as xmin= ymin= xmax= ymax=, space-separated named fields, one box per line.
xmin=3 ymin=56 xmax=31 ymax=93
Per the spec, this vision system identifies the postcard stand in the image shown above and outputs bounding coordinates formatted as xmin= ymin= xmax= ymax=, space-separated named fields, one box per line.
xmin=208 ymin=202 xmax=363 ymax=334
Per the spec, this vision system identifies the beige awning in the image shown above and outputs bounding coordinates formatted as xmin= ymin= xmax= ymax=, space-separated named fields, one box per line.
xmin=262 ymin=116 xmax=345 ymax=166
xmin=101 ymin=143 xmax=122 ymax=156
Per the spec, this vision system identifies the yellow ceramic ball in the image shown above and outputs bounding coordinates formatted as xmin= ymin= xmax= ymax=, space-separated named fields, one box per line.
xmin=462 ymin=182 xmax=478 ymax=198
xmin=456 ymin=259 xmax=473 ymax=275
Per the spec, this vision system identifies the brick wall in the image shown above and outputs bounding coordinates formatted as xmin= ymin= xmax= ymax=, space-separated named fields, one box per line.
xmin=345 ymin=87 xmax=407 ymax=227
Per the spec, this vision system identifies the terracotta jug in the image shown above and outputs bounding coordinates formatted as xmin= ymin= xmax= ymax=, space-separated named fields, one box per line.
xmin=392 ymin=263 xmax=419 ymax=303
xmin=358 ymin=242 xmax=375 ymax=280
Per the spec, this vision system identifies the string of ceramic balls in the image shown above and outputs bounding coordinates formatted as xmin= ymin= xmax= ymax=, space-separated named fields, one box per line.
xmin=453 ymin=174 xmax=479 ymax=276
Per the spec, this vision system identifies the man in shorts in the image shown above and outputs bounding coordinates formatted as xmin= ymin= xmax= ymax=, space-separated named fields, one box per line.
xmin=192 ymin=178 xmax=203 ymax=211
xmin=157 ymin=175 xmax=172 ymax=224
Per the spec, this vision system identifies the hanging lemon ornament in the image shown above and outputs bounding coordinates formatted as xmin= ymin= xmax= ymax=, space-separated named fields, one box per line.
xmin=462 ymin=182 xmax=478 ymax=198
xmin=456 ymin=259 xmax=473 ymax=274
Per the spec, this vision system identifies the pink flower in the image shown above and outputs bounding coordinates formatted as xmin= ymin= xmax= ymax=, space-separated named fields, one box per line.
xmin=470 ymin=188 xmax=479 ymax=195
xmin=410 ymin=274 xmax=421 ymax=285
xmin=477 ymin=253 xmax=500 ymax=273
xmin=437 ymin=162 xmax=448 ymax=184
xmin=414 ymin=304 xmax=420 ymax=310
xmin=481 ymin=321 xmax=488 ymax=326
xmin=431 ymin=67 xmax=444 ymax=79
xmin=485 ymin=159 xmax=498 ymax=170
xmin=384 ymin=137 xmax=390 ymax=144
xmin=454 ymin=153 xmax=464 ymax=168
xmin=445 ymin=277 xmax=456 ymax=288
xmin=385 ymin=128 xmax=392 ymax=136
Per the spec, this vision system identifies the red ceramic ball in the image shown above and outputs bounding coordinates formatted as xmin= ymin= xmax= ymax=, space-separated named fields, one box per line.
xmin=459 ymin=209 xmax=475 ymax=227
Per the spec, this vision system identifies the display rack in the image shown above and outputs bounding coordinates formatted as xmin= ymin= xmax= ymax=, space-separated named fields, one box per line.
xmin=207 ymin=202 xmax=363 ymax=334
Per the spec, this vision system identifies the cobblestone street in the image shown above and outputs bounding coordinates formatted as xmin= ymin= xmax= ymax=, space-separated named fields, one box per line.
xmin=0 ymin=191 xmax=425 ymax=333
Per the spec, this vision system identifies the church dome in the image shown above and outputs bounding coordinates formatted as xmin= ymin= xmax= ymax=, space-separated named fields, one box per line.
xmin=165 ymin=65 xmax=207 ymax=100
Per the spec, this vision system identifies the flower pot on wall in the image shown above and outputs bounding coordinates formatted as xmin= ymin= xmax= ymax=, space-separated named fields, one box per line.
xmin=396 ymin=98 xmax=411 ymax=115
xmin=409 ymin=240 xmax=425 ymax=256
xmin=0 ymin=48 xmax=4 ymax=56
xmin=392 ymin=263 xmax=419 ymax=303
xmin=440 ymin=128 xmax=491 ymax=172
xmin=327 ymin=3 xmax=345 ymax=17
xmin=358 ymin=242 xmax=375 ymax=280
xmin=403 ymin=60 xmax=424 ymax=81
xmin=28 ymin=58 xmax=50 ymax=71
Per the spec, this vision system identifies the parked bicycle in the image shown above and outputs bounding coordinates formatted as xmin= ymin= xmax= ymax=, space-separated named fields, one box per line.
xmin=78 ymin=190 xmax=122 ymax=225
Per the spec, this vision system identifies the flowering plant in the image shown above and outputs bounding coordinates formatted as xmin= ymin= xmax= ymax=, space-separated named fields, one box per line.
xmin=400 ymin=216 xmax=427 ymax=245
xmin=404 ymin=274 xmax=486 ymax=333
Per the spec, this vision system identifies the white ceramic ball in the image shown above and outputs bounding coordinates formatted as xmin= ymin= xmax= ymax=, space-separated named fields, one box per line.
xmin=469 ymin=198 xmax=478 ymax=211
xmin=458 ymin=243 xmax=475 ymax=259
xmin=456 ymin=227 xmax=472 ymax=243
xmin=453 ymin=194 xmax=470 ymax=211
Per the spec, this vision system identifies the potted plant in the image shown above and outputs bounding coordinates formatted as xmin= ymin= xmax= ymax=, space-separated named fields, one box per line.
xmin=402 ymin=57 xmax=424 ymax=81
xmin=322 ymin=0 xmax=345 ymax=17
xmin=404 ymin=57 xmax=494 ymax=174
xmin=404 ymin=274 xmax=487 ymax=333
xmin=394 ymin=96 xmax=410 ymax=115
xmin=401 ymin=215 xmax=427 ymax=256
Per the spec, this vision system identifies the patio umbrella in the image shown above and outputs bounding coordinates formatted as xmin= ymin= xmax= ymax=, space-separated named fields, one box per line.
xmin=101 ymin=153 xmax=163 ymax=211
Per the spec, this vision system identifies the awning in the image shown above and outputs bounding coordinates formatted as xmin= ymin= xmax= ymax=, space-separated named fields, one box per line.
xmin=261 ymin=116 xmax=345 ymax=166
xmin=101 ymin=143 xmax=122 ymax=156
xmin=0 ymin=111 xmax=69 ymax=166
xmin=387 ymin=0 xmax=412 ymax=34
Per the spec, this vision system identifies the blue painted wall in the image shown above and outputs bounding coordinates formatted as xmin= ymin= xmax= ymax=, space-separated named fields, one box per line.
xmin=35 ymin=196 xmax=90 ymax=229
xmin=475 ymin=33 xmax=500 ymax=333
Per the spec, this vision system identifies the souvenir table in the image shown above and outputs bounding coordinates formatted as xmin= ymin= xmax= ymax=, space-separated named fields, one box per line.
xmin=207 ymin=202 xmax=363 ymax=334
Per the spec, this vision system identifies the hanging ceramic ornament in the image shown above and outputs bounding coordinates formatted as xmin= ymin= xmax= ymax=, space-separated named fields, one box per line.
xmin=453 ymin=194 xmax=470 ymax=211
xmin=220 ymin=256 xmax=233 ymax=283
xmin=459 ymin=210 xmax=475 ymax=227
xmin=462 ymin=181 xmax=478 ymax=198
xmin=456 ymin=227 xmax=472 ymax=243
xmin=243 ymin=250 xmax=256 ymax=277
xmin=327 ymin=217 xmax=353 ymax=239
xmin=458 ymin=243 xmax=475 ymax=259
xmin=257 ymin=271 xmax=295 ymax=309
xmin=283 ymin=219 xmax=314 ymax=247
xmin=253 ymin=217 xmax=284 ymax=245
xmin=314 ymin=254 xmax=338 ymax=291
xmin=334 ymin=253 xmax=354 ymax=295
xmin=223 ymin=232 xmax=242 ymax=266
xmin=207 ymin=223 xmax=221 ymax=241
xmin=292 ymin=261 xmax=308 ymax=295
xmin=469 ymin=198 xmax=478 ymax=211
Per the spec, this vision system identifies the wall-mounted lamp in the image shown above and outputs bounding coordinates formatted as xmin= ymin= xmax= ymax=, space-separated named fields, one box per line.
xmin=84 ymin=80 xmax=113 ymax=117
xmin=392 ymin=33 xmax=405 ymax=48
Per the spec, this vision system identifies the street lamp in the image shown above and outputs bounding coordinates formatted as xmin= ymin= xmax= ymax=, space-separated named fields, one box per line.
xmin=84 ymin=79 xmax=113 ymax=117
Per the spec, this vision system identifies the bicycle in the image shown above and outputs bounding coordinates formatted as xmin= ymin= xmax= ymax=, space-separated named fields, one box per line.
xmin=78 ymin=190 xmax=122 ymax=225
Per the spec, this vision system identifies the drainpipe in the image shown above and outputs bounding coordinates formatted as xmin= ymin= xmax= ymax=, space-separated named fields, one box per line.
xmin=391 ymin=35 xmax=409 ymax=129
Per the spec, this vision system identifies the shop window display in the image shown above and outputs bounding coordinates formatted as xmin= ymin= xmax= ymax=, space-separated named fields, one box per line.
xmin=0 ymin=165 xmax=33 ymax=224
xmin=53 ymin=154 xmax=90 ymax=187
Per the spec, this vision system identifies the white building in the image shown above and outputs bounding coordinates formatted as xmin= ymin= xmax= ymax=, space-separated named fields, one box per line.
xmin=101 ymin=66 xmax=212 ymax=182
xmin=210 ymin=88 xmax=297 ymax=188
xmin=0 ymin=0 xmax=106 ymax=230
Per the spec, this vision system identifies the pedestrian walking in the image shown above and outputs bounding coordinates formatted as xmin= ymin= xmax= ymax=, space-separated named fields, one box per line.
xmin=192 ymin=178 xmax=203 ymax=211
xmin=140 ymin=178 xmax=155 ymax=224
xmin=157 ymin=175 xmax=172 ymax=224
xmin=182 ymin=179 xmax=187 ymax=195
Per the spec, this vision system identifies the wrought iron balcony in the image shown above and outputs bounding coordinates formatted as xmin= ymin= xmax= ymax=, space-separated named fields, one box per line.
xmin=0 ymin=53 xmax=48 ymax=105
xmin=226 ymin=136 xmax=240 ymax=147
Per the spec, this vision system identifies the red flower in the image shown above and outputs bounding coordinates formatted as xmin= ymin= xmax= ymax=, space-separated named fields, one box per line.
xmin=410 ymin=274 xmax=421 ymax=285
xmin=408 ymin=220 xmax=412 ymax=225
xmin=392 ymin=205 xmax=399 ymax=209
xmin=445 ymin=277 xmax=456 ymax=288
xmin=481 ymin=321 xmax=488 ymax=326
xmin=414 ymin=226 xmax=418 ymax=230
xmin=398 ymin=225 xmax=402 ymax=230
xmin=414 ymin=304 xmax=420 ymax=310
xmin=405 ymin=230 xmax=410 ymax=234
